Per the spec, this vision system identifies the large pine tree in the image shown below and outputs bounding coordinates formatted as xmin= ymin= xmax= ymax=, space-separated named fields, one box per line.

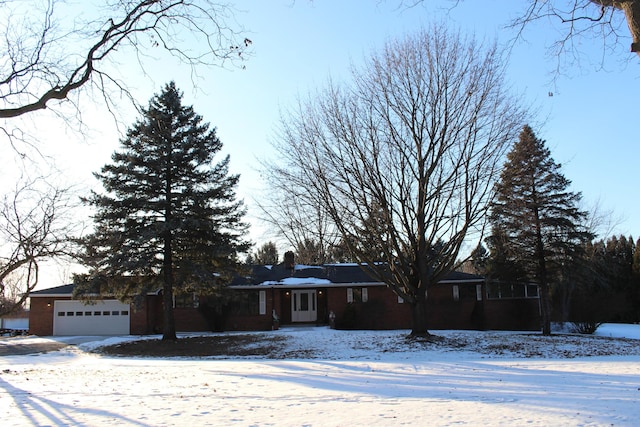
xmin=75 ymin=82 xmax=249 ymax=340
xmin=489 ymin=125 xmax=592 ymax=335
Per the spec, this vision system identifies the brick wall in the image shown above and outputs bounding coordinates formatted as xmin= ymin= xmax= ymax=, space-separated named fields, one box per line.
xmin=327 ymin=285 xmax=412 ymax=330
xmin=29 ymin=297 xmax=58 ymax=336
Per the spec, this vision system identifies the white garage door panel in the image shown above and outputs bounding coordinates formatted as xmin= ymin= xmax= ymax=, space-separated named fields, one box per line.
xmin=53 ymin=300 xmax=130 ymax=336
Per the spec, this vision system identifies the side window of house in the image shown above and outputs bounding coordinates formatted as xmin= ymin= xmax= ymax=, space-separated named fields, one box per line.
xmin=231 ymin=290 xmax=266 ymax=315
xmin=259 ymin=290 xmax=266 ymax=315
xmin=173 ymin=292 xmax=199 ymax=308
xmin=347 ymin=287 xmax=368 ymax=303
xmin=453 ymin=284 xmax=483 ymax=302
xmin=486 ymin=282 xmax=539 ymax=299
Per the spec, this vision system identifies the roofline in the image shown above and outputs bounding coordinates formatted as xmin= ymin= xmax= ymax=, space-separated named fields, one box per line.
xmin=438 ymin=279 xmax=485 ymax=284
xmin=29 ymin=289 xmax=162 ymax=298
xmin=229 ymin=281 xmax=385 ymax=290
xmin=228 ymin=278 xmax=484 ymax=290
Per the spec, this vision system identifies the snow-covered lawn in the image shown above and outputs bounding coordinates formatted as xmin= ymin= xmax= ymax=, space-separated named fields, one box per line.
xmin=2 ymin=324 xmax=640 ymax=426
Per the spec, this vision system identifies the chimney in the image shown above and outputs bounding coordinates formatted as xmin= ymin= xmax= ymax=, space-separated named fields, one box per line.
xmin=284 ymin=251 xmax=295 ymax=273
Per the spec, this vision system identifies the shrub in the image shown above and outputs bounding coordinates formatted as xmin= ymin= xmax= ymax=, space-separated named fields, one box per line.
xmin=569 ymin=321 xmax=603 ymax=335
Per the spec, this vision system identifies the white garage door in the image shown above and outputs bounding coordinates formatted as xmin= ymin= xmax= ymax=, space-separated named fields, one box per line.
xmin=53 ymin=300 xmax=130 ymax=336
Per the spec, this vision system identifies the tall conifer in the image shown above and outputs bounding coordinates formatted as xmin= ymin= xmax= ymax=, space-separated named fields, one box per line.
xmin=75 ymin=82 xmax=249 ymax=340
xmin=489 ymin=125 xmax=592 ymax=335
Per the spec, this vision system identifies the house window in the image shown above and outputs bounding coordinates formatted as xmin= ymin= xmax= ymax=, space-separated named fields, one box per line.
xmin=173 ymin=292 xmax=199 ymax=308
xmin=259 ymin=290 xmax=266 ymax=315
xmin=526 ymin=284 xmax=539 ymax=298
xmin=487 ymin=282 xmax=539 ymax=299
xmin=347 ymin=287 xmax=368 ymax=303
xmin=230 ymin=290 xmax=264 ymax=316
xmin=453 ymin=284 xmax=482 ymax=302
xmin=58 ymin=312 xmax=65 ymax=316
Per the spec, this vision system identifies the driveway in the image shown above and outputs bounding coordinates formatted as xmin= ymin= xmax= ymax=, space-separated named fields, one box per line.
xmin=0 ymin=336 xmax=109 ymax=356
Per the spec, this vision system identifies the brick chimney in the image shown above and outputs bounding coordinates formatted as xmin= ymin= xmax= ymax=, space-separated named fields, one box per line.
xmin=283 ymin=251 xmax=295 ymax=273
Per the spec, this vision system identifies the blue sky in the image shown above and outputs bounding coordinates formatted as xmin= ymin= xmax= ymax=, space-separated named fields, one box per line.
xmin=198 ymin=0 xmax=639 ymax=243
xmin=34 ymin=0 xmax=640 ymax=263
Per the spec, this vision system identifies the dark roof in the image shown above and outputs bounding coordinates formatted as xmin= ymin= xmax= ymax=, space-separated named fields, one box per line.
xmin=29 ymin=283 xmax=163 ymax=297
xmin=30 ymin=284 xmax=76 ymax=296
xmin=32 ymin=266 xmax=485 ymax=295
xmin=231 ymin=263 xmax=484 ymax=287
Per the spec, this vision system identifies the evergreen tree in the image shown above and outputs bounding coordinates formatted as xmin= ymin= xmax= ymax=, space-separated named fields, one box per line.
xmin=75 ymin=82 xmax=249 ymax=340
xmin=253 ymin=241 xmax=279 ymax=265
xmin=489 ymin=125 xmax=593 ymax=335
xmin=295 ymin=238 xmax=327 ymax=265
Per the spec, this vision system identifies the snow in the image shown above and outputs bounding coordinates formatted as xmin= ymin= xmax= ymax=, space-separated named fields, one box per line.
xmin=260 ymin=277 xmax=332 ymax=286
xmin=2 ymin=324 xmax=640 ymax=426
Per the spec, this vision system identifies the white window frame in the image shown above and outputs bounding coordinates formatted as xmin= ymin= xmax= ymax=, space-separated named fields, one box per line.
xmin=259 ymin=290 xmax=266 ymax=315
xmin=347 ymin=287 xmax=368 ymax=303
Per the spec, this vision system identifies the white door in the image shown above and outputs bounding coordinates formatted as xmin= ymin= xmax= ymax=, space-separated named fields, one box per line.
xmin=53 ymin=300 xmax=130 ymax=336
xmin=291 ymin=290 xmax=317 ymax=322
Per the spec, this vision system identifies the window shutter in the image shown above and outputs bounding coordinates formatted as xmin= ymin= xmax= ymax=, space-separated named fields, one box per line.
xmin=259 ymin=290 xmax=266 ymax=315
xmin=362 ymin=288 xmax=368 ymax=302
xmin=347 ymin=288 xmax=353 ymax=303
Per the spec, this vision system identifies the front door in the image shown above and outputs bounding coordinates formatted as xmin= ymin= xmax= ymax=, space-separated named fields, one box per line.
xmin=291 ymin=289 xmax=317 ymax=322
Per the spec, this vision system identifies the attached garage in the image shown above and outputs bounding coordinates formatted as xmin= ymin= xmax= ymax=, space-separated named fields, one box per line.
xmin=53 ymin=300 xmax=130 ymax=336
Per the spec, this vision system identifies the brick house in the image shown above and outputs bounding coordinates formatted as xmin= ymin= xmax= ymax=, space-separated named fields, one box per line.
xmin=29 ymin=263 xmax=541 ymax=336
xmin=224 ymin=263 xmax=541 ymax=332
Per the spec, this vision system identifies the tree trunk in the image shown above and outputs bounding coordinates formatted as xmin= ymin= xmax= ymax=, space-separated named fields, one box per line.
xmin=598 ymin=0 xmax=640 ymax=55
xmin=162 ymin=134 xmax=177 ymax=341
xmin=162 ymin=271 xmax=177 ymax=341
xmin=533 ymin=198 xmax=552 ymax=336
xmin=410 ymin=293 xmax=431 ymax=337
xmin=539 ymin=283 xmax=552 ymax=336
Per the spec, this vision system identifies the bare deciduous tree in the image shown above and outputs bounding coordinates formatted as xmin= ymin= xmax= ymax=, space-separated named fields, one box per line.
xmin=1 ymin=0 xmax=249 ymax=147
xmin=404 ymin=1 xmax=640 ymax=63
xmin=0 ymin=1 xmax=249 ymax=308
xmin=256 ymin=192 xmax=338 ymax=264
xmin=511 ymin=1 xmax=640 ymax=62
xmin=263 ymin=25 xmax=527 ymax=336
xmin=0 ymin=177 xmax=76 ymax=316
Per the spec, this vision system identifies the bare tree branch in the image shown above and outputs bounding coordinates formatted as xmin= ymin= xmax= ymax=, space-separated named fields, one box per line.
xmin=0 ymin=175 xmax=78 ymax=315
xmin=262 ymin=25 xmax=528 ymax=335
xmin=1 ymin=0 xmax=249 ymax=134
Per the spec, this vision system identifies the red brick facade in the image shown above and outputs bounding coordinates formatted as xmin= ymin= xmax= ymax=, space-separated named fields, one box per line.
xmin=28 ymin=297 xmax=57 ymax=336
xmin=29 ymin=278 xmax=541 ymax=336
xmin=225 ymin=283 xmax=540 ymax=332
